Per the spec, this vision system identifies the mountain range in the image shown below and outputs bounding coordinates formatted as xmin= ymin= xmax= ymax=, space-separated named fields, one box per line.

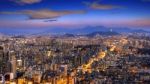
xmin=0 ymin=26 xmax=149 ymax=35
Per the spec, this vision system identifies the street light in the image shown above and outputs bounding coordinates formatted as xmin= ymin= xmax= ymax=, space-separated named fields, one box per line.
xmin=10 ymin=81 xmax=16 ymax=84
xmin=27 ymin=81 xmax=33 ymax=84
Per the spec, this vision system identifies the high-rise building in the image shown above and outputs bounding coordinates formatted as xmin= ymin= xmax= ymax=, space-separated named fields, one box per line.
xmin=10 ymin=52 xmax=17 ymax=79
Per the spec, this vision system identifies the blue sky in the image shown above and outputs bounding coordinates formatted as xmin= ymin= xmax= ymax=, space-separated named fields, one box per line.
xmin=0 ymin=0 xmax=150 ymax=33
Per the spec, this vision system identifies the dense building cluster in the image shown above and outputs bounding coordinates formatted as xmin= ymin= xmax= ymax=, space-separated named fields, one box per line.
xmin=0 ymin=34 xmax=150 ymax=84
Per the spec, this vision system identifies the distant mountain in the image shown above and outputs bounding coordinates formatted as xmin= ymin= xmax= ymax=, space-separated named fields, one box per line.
xmin=44 ymin=26 xmax=150 ymax=34
xmin=63 ymin=33 xmax=75 ymax=37
xmin=131 ymin=29 xmax=150 ymax=33
xmin=0 ymin=28 xmax=43 ymax=35
xmin=76 ymin=26 xmax=110 ymax=34
xmin=86 ymin=31 xmax=120 ymax=37
xmin=43 ymin=26 xmax=109 ymax=34
xmin=112 ymin=28 xmax=150 ymax=33
xmin=49 ymin=31 xmax=120 ymax=38
xmin=56 ymin=33 xmax=75 ymax=38
xmin=112 ymin=28 xmax=133 ymax=33
xmin=0 ymin=26 xmax=149 ymax=35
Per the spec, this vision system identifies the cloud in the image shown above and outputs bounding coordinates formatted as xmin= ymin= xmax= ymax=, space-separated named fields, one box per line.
xmin=0 ymin=9 xmax=86 ymax=19
xmin=44 ymin=19 xmax=57 ymax=22
xmin=84 ymin=2 xmax=121 ymax=10
xmin=0 ymin=18 xmax=150 ymax=29
xmin=11 ymin=0 xmax=42 ymax=5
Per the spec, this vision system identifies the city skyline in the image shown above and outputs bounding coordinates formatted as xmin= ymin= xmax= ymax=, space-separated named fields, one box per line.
xmin=0 ymin=1 xmax=150 ymax=83
xmin=0 ymin=0 xmax=150 ymax=34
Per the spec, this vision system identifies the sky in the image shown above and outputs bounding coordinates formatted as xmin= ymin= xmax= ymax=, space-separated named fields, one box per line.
xmin=0 ymin=0 xmax=150 ymax=34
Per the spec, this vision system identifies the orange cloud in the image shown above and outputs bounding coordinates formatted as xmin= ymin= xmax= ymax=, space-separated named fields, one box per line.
xmin=0 ymin=9 xmax=86 ymax=19
xmin=84 ymin=2 xmax=121 ymax=10
xmin=12 ymin=0 xmax=42 ymax=5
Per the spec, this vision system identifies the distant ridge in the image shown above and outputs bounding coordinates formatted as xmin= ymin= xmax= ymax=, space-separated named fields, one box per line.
xmin=86 ymin=31 xmax=120 ymax=37
xmin=0 ymin=26 xmax=149 ymax=35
